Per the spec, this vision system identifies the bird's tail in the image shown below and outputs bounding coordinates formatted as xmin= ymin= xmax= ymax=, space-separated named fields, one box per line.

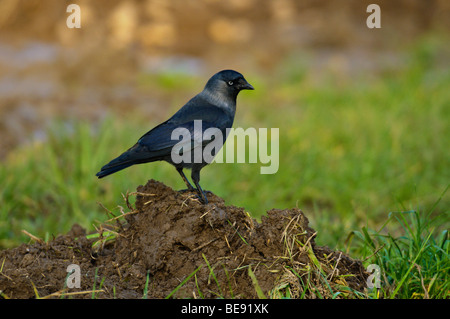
xmin=96 ymin=142 xmax=158 ymax=178
xmin=96 ymin=145 xmax=140 ymax=178
xmin=96 ymin=161 xmax=134 ymax=178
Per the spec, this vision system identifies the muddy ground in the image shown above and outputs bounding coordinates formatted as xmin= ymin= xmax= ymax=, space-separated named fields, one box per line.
xmin=0 ymin=180 xmax=367 ymax=299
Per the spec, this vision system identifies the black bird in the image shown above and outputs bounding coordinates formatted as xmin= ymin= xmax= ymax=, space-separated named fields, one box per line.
xmin=96 ymin=70 xmax=254 ymax=204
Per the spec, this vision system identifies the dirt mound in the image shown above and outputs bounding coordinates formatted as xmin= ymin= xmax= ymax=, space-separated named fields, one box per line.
xmin=0 ymin=180 xmax=367 ymax=299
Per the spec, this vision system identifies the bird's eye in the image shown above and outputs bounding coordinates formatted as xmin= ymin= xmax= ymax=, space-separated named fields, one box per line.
xmin=227 ymin=80 xmax=234 ymax=86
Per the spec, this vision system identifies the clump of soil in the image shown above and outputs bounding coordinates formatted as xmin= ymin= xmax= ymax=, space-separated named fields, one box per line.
xmin=0 ymin=180 xmax=368 ymax=299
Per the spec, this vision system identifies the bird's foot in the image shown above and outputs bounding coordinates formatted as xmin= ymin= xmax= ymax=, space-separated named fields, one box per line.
xmin=178 ymin=188 xmax=196 ymax=193
xmin=178 ymin=188 xmax=208 ymax=204
xmin=198 ymin=192 xmax=209 ymax=204
xmin=180 ymin=190 xmax=209 ymax=204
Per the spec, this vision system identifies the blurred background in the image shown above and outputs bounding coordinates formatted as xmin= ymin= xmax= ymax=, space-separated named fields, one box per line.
xmin=0 ymin=0 xmax=449 ymax=249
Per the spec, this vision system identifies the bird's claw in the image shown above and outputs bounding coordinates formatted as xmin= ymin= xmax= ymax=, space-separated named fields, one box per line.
xmin=178 ymin=188 xmax=196 ymax=193
xmin=178 ymin=189 xmax=208 ymax=204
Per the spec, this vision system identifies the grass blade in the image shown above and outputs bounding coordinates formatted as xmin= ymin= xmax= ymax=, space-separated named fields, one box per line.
xmin=166 ymin=265 xmax=202 ymax=299
xmin=248 ymin=266 xmax=266 ymax=299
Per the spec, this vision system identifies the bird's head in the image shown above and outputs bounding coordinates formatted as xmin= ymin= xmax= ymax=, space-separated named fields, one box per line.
xmin=204 ymin=70 xmax=254 ymax=101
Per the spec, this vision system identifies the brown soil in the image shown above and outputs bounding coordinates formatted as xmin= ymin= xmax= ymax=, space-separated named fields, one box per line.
xmin=0 ymin=180 xmax=367 ymax=299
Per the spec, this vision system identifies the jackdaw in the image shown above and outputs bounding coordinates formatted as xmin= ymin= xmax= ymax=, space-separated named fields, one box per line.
xmin=96 ymin=69 xmax=254 ymax=204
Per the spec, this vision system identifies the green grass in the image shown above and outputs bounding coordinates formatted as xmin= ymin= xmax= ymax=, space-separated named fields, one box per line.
xmin=0 ymin=36 xmax=448 ymax=298
xmin=352 ymin=186 xmax=449 ymax=299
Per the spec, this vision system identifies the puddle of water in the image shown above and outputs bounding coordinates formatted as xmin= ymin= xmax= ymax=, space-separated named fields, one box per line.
xmin=0 ymin=41 xmax=58 ymax=69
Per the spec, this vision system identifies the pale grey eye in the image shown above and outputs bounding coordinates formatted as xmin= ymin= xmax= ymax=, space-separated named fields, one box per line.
xmin=227 ymin=80 xmax=234 ymax=86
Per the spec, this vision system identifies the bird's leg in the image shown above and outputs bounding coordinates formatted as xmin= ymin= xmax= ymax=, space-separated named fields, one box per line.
xmin=176 ymin=167 xmax=195 ymax=192
xmin=191 ymin=168 xmax=208 ymax=204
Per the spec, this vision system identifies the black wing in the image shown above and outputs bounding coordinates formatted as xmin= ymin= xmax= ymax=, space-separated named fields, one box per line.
xmin=96 ymin=99 xmax=233 ymax=178
xmin=137 ymin=98 xmax=233 ymax=152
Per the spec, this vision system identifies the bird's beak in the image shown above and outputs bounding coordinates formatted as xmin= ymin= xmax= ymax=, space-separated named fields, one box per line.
xmin=240 ymin=81 xmax=254 ymax=90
